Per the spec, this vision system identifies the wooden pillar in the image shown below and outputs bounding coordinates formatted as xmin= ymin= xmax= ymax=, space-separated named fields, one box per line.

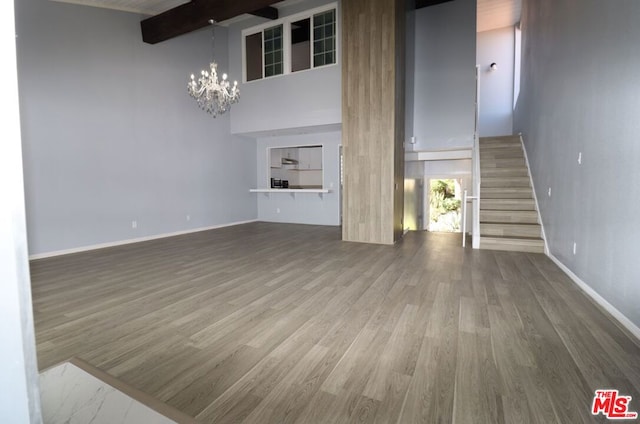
xmin=341 ymin=0 xmax=405 ymax=244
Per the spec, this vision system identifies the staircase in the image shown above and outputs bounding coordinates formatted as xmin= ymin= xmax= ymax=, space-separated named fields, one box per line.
xmin=479 ymin=135 xmax=545 ymax=253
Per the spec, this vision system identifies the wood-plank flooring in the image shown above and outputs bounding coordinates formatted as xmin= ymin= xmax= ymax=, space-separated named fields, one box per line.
xmin=30 ymin=222 xmax=640 ymax=423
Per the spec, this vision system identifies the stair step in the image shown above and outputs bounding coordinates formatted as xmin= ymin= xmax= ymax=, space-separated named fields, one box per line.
xmin=481 ymin=177 xmax=531 ymax=188
xmin=480 ymin=210 xmax=539 ymax=224
xmin=481 ymin=187 xmax=533 ymax=199
xmin=481 ymin=167 xmax=529 ymax=177
xmin=480 ymin=236 xmax=545 ymax=253
xmin=480 ymin=223 xmax=542 ymax=238
xmin=480 ymin=149 xmax=525 ymax=159
xmin=480 ymin=135 xmax=520 ymax=141
xmin=479 ymin=136 xmax=521 ymax=146
xmin=481 ymin=158 xmax=527 ymax=168
xmin=481 ymin=198 xmax=536 ymax=210
xmin=479 ymin=142 xmax=522 ymax=149
xmin=479 ymin=142 xmax=521 ymax=150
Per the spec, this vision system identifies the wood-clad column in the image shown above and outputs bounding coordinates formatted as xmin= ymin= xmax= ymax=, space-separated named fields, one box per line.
xmin=341 ymin=0 xmax=405 ymax=244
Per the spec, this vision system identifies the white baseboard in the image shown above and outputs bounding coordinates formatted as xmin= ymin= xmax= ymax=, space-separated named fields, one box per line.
xmin=548 ymin=253 xmax=640 ymax=341
xmin=29 ymin=219 xmax=258 ymax=260
xmin=519 ymin=133 xmax=549 ymax=255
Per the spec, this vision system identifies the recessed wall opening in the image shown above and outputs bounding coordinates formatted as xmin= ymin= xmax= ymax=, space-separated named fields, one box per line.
xmin=428 ymin=178 xmax=462 ymax=232
xmin=269 ymin=145 xmax=323 ymax=189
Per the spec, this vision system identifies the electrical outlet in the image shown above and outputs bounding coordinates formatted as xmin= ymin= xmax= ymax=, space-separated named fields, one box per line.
xmin=573 ymin=242 xmax=577 ymax=255
xmin=276 ymin=208 xmax=280 ymax=214
xmin=186 ymin=214 xmax=191 ymax=221
xmin=578 ymin=152 xmax=582 ymax=165
xmin=131 ymin=220 xmax=137 ymax=229
xmin=548 ymin=187 xmax=551 ymax=197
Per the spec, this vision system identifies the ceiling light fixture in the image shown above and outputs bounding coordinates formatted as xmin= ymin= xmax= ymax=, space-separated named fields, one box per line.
xmin=187 ymin=19 xmax=239 ymax=117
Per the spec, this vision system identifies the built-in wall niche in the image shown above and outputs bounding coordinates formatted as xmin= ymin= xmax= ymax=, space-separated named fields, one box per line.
xmin=269 ymin=145 xmax=323 ymax=189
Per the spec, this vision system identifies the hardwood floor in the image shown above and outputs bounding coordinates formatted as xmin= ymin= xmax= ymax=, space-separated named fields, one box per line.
xmin=31 ymin=222 xmax=640 ymax=423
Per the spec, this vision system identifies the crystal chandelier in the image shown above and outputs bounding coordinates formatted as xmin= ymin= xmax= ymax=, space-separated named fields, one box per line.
xmin=188 ymin=20 xmax=239 ymax=117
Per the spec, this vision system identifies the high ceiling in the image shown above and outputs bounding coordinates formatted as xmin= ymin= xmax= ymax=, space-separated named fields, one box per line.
xmin=49 ymin=0 xmax=521 ymax=32
xmin=477 ymin=0 xmax=521 ymax=32
xmin=49 ymin=0 xmax=304 ymax=19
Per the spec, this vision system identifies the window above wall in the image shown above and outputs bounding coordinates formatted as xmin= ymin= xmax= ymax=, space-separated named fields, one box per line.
xmin=243 ymin=3 xmax=338 ymax=83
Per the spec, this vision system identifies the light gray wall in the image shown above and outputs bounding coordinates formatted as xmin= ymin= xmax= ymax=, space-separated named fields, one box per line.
xmin=514 ymin=0 xmax=640 ymax=327
xmin=405 ymin=8 xmax=416 ymax=145
xmin=477 ymin=26 xmax=514 ymax=137
xmin=256 ymin=131 xmax=341 ymax=225
xmin=1 ymin=0 xmax=41 ymax=420
xmin=411 ymin=0 xmax=477 ymax=150
xmin=16 ymin=0 xmax=257 ymax=255
xmin=228 ymin=0 xmax=341 ymax=135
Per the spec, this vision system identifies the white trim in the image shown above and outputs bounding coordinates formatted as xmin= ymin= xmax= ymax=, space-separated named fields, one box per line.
xmin=241 ymin=2 xmax=338 ymax=83
xmin=519 ymin=133 xmax=549 ymax=255
xmin=29 ymin=220 xmax=258 ymax=260
xmin=547 ymin=253 xmax=640 ymax=342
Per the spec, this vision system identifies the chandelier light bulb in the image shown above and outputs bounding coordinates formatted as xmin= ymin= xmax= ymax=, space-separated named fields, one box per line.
xmin=187 ymin=62 xmax=240 ymax=117
xmin=187 ymin=20 xmax=239 ymax=117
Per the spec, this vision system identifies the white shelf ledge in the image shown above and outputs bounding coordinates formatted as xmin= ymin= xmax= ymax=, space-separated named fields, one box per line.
xmin=250 ymin=189 xmax=330 ymax=193
xmin=250 ymin=188 xmax=331 ymax=199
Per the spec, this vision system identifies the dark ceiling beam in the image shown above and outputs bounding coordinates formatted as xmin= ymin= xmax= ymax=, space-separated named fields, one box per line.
xmin=141 ymin=0 xmax=281 ymax=44
xmin=249 ymin=6 xmax=278 ymax=20
xmin=415 ymin=0 xmax=454 ymax=9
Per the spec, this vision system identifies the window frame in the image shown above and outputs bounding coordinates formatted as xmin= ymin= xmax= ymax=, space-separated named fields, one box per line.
xmin=241 ymin=2 xmax=339 ymax=83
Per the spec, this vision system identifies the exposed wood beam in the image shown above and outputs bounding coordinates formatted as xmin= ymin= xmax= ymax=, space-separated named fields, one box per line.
xmin=141 ymin=0 xmax=281 ymax=45
xmin=415 ymin=0 xmax=454 ymax=9
xmin=249 ymin=6 xmax=278 ymax=20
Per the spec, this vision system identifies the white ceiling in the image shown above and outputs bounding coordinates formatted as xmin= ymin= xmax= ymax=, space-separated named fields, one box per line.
xmin=49 ymin=0 xmax=306 ymax=18
xmin=49 ymin=0 xmax=521 ymax=31
xmin=477 ymin=0 xmax=521 ymax=32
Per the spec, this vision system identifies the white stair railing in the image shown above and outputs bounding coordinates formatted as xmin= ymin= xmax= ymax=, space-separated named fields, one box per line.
xmin=462 ymin=137 xmax=480 ymax=248
xmin=463 ymin=65 xmax=481 ymax=248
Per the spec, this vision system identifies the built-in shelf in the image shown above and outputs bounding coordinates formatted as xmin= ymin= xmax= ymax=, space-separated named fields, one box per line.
xmin=250 ymin=188 xmax=330 ymax=198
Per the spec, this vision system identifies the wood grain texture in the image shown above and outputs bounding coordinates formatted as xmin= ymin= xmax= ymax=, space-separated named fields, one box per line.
xmin=341 ymin=0 xmax=405 ymax=245
xmin=31 ymin=222 xmax=640 ymax=423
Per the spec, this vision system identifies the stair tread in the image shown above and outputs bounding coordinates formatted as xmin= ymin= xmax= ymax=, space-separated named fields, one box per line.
xmin=482 ymin=187 xmax=531 ymax=191
xmin=480 ymin=146 xmax=522 ymax=150
xmin=481 ymin=235 xmax=544 ymax=242
xmin=481 ymin=222 xmax=540 ymax=226
xmin=481 ymin=199 xmax=534 ymax=202
xmin=478 ymin=136 xmax=544 ymax=253
xmin=482 ymin=178 xmax=530 ymax=181
xmin=480 ymin=213 xmax=538 ymax=224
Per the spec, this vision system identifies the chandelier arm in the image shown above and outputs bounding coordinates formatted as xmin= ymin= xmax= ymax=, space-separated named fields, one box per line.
xmin=186 ymin=18 xmax=240 ymax=118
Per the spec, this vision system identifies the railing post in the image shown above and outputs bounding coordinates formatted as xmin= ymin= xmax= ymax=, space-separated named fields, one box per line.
xmin=462 ymin=189 xmax=468 ymax=247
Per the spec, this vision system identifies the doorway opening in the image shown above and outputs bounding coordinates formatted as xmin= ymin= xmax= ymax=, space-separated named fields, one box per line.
xmin=428 ymin=178 xmax=462 ymax=232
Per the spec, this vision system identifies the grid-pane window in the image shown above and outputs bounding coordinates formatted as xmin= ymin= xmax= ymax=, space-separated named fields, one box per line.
xmin=264 ymin=25 xmax=283 ymax=77
xmin=243 ymin=6 xmax=337 ymax=82
xmin=313 ymin=9 xmax=336 ymax=68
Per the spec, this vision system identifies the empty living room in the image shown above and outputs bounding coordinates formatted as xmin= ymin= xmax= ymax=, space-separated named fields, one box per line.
xmin=2 ymin=0 xmax=640 ymax=423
